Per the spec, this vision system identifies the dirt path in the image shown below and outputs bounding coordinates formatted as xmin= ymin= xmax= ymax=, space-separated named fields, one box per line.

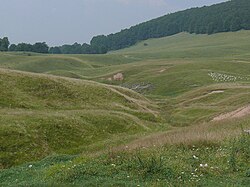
xmin=212 ymin=105 xmax=250 ymax=121
xmin=180 ymin=90 xmax=225 ymax=105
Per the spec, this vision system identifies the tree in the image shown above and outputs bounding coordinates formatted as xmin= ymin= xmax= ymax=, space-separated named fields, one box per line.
xmin=16 ymin=43 xmax=33 ymax=52
xmin=0 ymin=37 xmax=10 ymax=51
xmin=9 ymin=44 xmax=17 ymax=51
xmin=49 ymin=47 xmax=61 ymax=54
xmin=32 ymin=42 xmax=49 ymax=53
xmin=230 ymin=17 xmax=241 ymax=31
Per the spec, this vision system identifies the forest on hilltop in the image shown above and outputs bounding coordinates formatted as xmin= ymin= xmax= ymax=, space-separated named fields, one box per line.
xmin=2 ymin=0 xmax=250 ymax=54
xmin=88 ymin=0 xmax=250 ymax=53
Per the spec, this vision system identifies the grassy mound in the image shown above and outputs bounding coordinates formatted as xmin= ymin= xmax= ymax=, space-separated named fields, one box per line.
xmin=0 ymin=69 xmax=160 ymax=168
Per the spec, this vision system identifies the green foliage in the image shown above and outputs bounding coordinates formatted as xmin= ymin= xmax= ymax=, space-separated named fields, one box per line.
xmin=9 ymin=42 xmax=49 ymax=53
xmin=0 ymin=37 xmax=10 ymax=51
xmin=1 ymin=134 xmax=249 ymax=186
xmin=229 ymin=133 xmax=250 ymax=172
xmin=49 ymin=42 xmax=107 ymax=55
xmin=90 ymin=0 xmax=250 ymax=53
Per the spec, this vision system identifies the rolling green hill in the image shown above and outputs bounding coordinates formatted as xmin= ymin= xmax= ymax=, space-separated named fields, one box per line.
xmin=1 ymin=31 xmax=250 ymax=98
xmin=0 ymin=68 xmax=161 ymax=169
xmin=0 ymin=31 xmax=250 ymax=186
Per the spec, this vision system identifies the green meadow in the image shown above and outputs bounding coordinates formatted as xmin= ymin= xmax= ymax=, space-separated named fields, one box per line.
xmin=0 ymin=31 xmax=250 ymax=186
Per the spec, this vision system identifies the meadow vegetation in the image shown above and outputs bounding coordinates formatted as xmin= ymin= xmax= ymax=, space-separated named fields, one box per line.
xmin=0 ymin=31 xmax=250 ymax=186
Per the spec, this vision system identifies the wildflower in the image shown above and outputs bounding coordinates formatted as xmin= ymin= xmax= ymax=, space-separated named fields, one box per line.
xmin=28 ymin=165 xmax=33 ymax=168
xmin=200 ymin=164 xmax=204 ymax=167
xmin=111 ymin=164 xmax=116 ymax=167
xmin=204 ymin=164 xmax=208 ymax=167
xmin=193 ymin=155 xmax=198 ymax=159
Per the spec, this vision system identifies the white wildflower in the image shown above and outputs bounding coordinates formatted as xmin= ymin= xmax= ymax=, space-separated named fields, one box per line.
xmin=193 ymin=155 xmax=198 ymax=159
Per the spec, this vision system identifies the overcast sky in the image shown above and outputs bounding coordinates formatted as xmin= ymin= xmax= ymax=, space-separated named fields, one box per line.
xmin=0 ymin=0 xmax=227 ymax=46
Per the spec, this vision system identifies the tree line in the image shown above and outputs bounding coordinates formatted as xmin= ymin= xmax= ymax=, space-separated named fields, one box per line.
xmin=9 ymin=42 xmax=49 ymax=54
xmin=49 ymin=42 xmax=107 ymax=54
xmin=0 ymin=37 xmax=49 ymax=53
xmin=47 ymin=0 xmax=250 ymax=54
xmin=1 ymin=0 xmax=249 ymax=54
xmin=0 ymin=37 xmax=104 ymax=54
xmin=89 ymin=0 xmax=250 ymax=52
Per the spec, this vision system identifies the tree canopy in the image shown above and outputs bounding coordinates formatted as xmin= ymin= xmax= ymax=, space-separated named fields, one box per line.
xmin=0 ymin=37 xmax=10 ymax=51
xmin=9 ymin=42 xmax=49 ymax=53
xmin=88 ymin=0 xmax=250 ymax=53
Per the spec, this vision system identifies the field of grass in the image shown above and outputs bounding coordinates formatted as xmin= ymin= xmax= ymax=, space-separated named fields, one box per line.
xmin=0 ymin=68 xmax=162 ymax=169
xmin=0 ymin=31 xmax=250 ymax=186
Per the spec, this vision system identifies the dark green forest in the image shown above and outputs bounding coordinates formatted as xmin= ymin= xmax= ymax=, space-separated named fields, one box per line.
xmin=1 ymin=37 xmax=49 ymax=54
xmin=0 ymin=37 xmax=10 ymax=52
xmin=9 ymin=42 xmax=49 ymax=54
xmin=89 ymin=0 xmax=250 ymax=53
xmin=2 ymin=0 xmax=250 ymax=54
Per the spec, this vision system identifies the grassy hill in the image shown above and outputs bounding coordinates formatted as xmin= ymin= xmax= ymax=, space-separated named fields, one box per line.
xmin=0 ymin=68 xmax=162 ymax=169
xmin=1 ymin=31 xmax=250 ymax=125
xmin=0 ymin=31 xmax=250 ymax=186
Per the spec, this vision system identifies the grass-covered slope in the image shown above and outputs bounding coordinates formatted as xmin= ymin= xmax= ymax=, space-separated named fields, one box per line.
xmin=1 ymin=31 xmax=250 ymax=93
xmin=1 ymin=31 xmax=250 ymax=126
xmin=1 ymin=119 xmax=249 ymax=186
xmin=0 ymin=68 xmax=160 ymax=169
xmin=0 ymin=31 xmax=250 ymax=186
